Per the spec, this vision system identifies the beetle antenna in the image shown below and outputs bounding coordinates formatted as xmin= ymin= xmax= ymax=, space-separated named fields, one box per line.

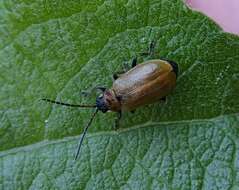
xmin=41 ymin=98 xmax=96 ymax=108
xmin=75 ymin=108 xmax=98 ymax=160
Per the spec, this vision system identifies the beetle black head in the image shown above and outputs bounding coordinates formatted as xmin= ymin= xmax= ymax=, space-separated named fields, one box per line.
xmin=96 ymin=96 xmax=108 ymax=113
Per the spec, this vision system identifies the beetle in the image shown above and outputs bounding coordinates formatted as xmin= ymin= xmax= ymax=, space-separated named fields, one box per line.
xmin=42 ymin=41 xmax=178 ymax=160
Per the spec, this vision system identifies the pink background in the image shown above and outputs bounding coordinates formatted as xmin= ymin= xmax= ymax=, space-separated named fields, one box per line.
xmin=186 ymin=0 xmax=239 ymax=35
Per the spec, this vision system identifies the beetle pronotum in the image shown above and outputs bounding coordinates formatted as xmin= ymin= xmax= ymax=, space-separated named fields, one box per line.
xmin=42 ymin=41 xmax=178 ymax=160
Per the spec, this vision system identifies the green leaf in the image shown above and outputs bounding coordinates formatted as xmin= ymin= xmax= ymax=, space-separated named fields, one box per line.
xmin=0 ymin=0 xmax=239 ymax=189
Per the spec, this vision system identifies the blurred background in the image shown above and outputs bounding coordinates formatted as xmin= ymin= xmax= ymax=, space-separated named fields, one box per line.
xmin=186 ymin=0 xmax=239 ymax=35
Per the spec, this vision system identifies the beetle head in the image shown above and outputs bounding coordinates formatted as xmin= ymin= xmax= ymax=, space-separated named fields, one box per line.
xmin=96 ymin=90 xmax=121 ymax=113
xmin=96 ymin=95 xmax=108 ymax=113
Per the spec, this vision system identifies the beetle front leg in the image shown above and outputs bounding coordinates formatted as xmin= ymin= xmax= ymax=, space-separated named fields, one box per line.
xmin=114 ymin=111 xmax=122 ymax=130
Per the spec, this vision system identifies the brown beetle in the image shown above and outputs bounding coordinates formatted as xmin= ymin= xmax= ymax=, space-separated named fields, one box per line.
xmin=42 ymin=42 xmax=178 ymax=160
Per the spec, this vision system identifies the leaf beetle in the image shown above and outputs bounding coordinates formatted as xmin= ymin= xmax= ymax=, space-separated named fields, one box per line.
xmin=42 ymin=41 xmax=178 ymax=160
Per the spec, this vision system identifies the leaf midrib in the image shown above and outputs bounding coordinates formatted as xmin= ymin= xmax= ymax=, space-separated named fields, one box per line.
xmin=1 ymin=113 xmax=237 ymax=158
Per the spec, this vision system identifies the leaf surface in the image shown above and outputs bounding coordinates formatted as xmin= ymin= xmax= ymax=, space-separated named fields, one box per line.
xmin=0 ymin=0 xmax=239 ymax=189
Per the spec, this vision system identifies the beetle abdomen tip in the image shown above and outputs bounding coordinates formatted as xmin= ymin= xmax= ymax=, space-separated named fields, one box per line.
xmin=167 ymin=60 xmax=178 ymax=78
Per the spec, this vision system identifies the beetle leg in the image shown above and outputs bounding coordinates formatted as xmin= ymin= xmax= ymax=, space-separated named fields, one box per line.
xmin=149 ymin=40 xmax=156 ymax=55
xmin=140 ymin=40 xmax=156 ymax=57
xmin=81 ymin=86 xmax=106 ymax=97
xmin=114 ymin=111 xmax=122 ymax=130
xmin=116 ymin=95 xmax=122 ymax=102
xmin=113 ymin=71 xmax=124 ymax=80
xmin=160 ymin=96 xmax=167 ymax=102
xmin=113 ymin=58 xmax=137 ymax=81
xmin=131 ymin=57 xmax=137 ymax=68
